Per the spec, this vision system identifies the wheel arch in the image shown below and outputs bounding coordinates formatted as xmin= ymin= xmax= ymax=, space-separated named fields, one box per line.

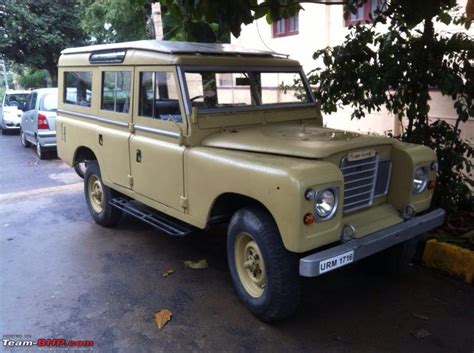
xmin=73 ymin=146 xmax=97 ymax=165
xmin=208 ymin=192 xmax=277 ymax=227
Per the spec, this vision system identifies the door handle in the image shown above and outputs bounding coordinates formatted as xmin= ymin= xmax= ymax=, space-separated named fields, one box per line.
xmin=98 ymin=134 xmax=103 ymax=146
xmin=136 ymin=149 xmax=142 ymax=163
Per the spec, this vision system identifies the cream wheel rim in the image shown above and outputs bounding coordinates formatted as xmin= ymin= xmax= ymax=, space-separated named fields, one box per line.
xmin=235 ymin=232 xmax=266 ymax=298
xmin=88 ymin=175 xmax=104 ymax=213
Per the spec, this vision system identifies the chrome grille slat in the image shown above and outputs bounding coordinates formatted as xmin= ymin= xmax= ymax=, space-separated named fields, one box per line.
xmin=341 ymin=155 xmax=379 ymax=213
xmin=344 ymin=197 xmax=373 ymax=208
xmin=342 ymin=167 xmax=377 ymax=177
xmin=341 ymin=160 xmax=378 ymax=170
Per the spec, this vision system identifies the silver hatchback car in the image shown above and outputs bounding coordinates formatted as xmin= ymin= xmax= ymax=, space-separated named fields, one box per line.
xmin=20 ymin=88 xmax=58 ymax=159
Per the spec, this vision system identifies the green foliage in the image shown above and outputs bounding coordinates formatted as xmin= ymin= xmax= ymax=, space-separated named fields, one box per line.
xmin=0 ymin=0 xmax=86 ymax=85
xmin=308 ymin=1 xmax=473 ymax=214
xmin=80 ymin=0 xmax=151 ymax=43
xmin=17 ymin=68 xmax=49 ymax=90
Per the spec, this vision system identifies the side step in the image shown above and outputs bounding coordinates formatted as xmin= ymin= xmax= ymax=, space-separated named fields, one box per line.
xmin=110 ymin=197 xmax=197 ymax=237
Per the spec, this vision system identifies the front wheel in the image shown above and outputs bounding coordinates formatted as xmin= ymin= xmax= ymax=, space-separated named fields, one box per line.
xmin=20 ymin=130 xmax=31 ymax=147
xmin=227 ymin=207 xmax=301 ymax=322
xmin=84 ymin=160 xmax=122 ymax=227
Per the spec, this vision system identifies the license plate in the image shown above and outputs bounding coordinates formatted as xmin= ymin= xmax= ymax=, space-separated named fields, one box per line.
xmin=319 ymin=250 xmax=354 ymax=274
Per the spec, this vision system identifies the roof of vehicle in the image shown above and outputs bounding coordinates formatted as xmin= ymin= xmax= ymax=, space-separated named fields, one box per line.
xmin=59 ymin=40 xmax=301 ymax=67
xmin=61 ymin=40 xmax=284 ymax=57
xmin=31 ymin=87 xmax=58 ymax=94
xmin=4 ymin=90 xmax=31 ymax=95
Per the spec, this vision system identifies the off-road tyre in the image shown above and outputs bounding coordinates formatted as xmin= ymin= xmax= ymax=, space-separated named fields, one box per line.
xmin=84 ymin=160 xmax=122 ymax=227
xmin=227 ymin=207 xmax=301 ymax=322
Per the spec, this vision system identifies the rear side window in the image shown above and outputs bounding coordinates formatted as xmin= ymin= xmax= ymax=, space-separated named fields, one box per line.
xmin=138 ymin=71 xmax=182 ymax=123
xmin=41 ymin=92 xmax=58 ymax=111
xmin=101 ymin=71 xmax=131 ymax=113
xmin=64 ymin=72 xmax=92 ymax=107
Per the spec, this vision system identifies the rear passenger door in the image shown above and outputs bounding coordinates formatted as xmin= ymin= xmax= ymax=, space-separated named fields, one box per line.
xmin=97 ymin=67 xmax=133 ymax=189
xmin=130 ymin=66 xmax=186 ymax=211
xmin=22 ymin=92 xmax=37 ymax=139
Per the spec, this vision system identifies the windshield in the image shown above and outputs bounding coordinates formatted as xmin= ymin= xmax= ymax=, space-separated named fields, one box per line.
xmin=4 ymin=93 xmax=30 ymax=109
xmin=183 ymin=69 xmax=312 ymax=111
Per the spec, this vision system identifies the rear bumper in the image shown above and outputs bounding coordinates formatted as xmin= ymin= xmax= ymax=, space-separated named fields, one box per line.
xmin=299 ymin=208 xmax=446 ymax=277
xmin=37 ymin=131 xmax=57 ymax=149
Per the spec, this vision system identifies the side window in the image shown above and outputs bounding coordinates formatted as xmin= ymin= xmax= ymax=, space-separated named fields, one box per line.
xmin=138 ymin=71 xmax=182 ymax=123
xmin=64 ymin=71 xmax=92 ymax=107
xmin=28 ymin=93 xmax=37 ymax=111
xmin=101 ymin=71 xmax=131 ymax=113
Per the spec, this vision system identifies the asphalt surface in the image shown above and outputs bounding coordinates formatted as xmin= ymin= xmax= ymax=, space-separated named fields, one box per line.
xmin=1 ymin=131 xmax=473 ymax=353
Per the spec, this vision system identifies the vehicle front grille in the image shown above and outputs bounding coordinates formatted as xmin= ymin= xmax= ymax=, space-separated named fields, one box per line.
xmin=341 ymin=154 xmax=391 ymax=213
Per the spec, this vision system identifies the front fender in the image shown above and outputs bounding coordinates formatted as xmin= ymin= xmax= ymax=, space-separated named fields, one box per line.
xmin=185 ymin=147 xmax=343 ymax=252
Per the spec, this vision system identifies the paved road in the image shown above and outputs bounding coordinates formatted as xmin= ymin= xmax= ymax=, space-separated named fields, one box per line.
xmin=1 ymin=132 xmax=473 ymax=353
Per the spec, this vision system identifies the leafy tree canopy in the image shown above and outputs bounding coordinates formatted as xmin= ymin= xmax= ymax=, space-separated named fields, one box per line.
xmin=0 ymin=0 xmax=87 ymax=85
xmin=307 ymin=0 xmax=473 ymax=213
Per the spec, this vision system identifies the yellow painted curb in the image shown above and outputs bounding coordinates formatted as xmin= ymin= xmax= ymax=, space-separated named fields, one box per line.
xmin=422 ymin=239 xmax=474 ymax=284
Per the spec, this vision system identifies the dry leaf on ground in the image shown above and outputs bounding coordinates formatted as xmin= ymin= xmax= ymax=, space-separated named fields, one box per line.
xmin=162 ymin=269 xmax=174 ymax=277
xmin=154 ymin=309 xmax=172 ymax=330
xmin=183 ymin=259 xmax=208 ymax=269
xmin=412 ymin=328 xmax=431 ymax=339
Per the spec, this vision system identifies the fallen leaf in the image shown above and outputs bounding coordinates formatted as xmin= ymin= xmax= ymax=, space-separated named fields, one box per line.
xmin=184 ymin=259 xmax=208 ymax=269
xmin=162 ymin=269 xmax=174 ymax=277
xmin=412 ymin=313 xmax=430 ymax=321
xmin=412 ymin=328 xmax=431 ymax=339
xmin=154 ymin=309 xmax=172 ymax=330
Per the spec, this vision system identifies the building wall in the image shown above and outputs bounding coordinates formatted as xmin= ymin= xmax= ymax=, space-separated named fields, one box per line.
xmin=231 ymin=1 xmax=473 ymax=147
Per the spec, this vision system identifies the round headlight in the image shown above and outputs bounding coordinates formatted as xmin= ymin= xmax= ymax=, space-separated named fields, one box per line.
xmin=315 ymin=189 xmax=337 ymax=219
xmin=413 ymin=166 xmax=428 ymax=193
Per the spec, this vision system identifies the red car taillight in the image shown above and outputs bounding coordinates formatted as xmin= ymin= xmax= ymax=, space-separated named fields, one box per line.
xmin=38 ymin=113 xmax=49 ymax=129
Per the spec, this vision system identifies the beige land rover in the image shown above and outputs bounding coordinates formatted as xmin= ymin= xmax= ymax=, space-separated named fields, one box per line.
xmin=57 ymin=40 xmax=445 ymax=321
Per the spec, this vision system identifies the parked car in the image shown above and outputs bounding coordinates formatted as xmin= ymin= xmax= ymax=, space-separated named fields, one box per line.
xmin=20 ymin=88 xmax=58 ymax=159
xmin=1 ymin=90 xmax=31 ymax=134
xmin=57 ymin=40 xmax=445 ymax=321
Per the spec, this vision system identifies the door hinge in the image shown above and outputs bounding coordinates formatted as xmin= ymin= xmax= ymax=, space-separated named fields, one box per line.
xmin=129 ymin=123 xmax=135 ymax=133
xmin=180 ymin=196 xmax=188 ymax=209
xmin=128 ymin=175 xmax=134 ymax=187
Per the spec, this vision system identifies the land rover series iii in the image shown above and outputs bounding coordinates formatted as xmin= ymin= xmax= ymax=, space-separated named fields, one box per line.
xmin=57 ymin=40 xmax=445 ymax=321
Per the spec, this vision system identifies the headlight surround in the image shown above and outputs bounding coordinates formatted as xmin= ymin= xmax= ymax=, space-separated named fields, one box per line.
xmin=413 ymin=166 xmax=428 ymax=194
xmin=314 ymin=188 xmax=338 ymax=220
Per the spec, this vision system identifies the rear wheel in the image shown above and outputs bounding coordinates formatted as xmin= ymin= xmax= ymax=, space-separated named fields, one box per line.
xmin=227 ymin=207 xmax=301 ymax=322
xmin=20 ymin=130 xmax=31 ymax=147
xmin=84 ymin=160 xmax=122 ymax=227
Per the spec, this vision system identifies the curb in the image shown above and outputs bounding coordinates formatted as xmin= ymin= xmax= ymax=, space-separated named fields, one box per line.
xmin=422 ymin=239 xmax=474 ymax=284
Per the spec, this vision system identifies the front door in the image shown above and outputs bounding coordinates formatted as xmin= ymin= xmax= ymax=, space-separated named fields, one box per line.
xmin=129 ymin=66 xmax=186 ymax=211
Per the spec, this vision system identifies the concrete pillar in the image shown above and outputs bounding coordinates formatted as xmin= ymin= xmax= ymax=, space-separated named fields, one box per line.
xmin=151 ymin=3 xmax=164 ymax=40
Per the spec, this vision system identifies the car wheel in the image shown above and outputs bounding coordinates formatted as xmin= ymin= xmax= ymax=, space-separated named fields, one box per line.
xmin=20 ymin=130 xmax=31 ymax=148
xmin=84 ymin=160 xmax=122 ymax=227
xmin=74 ymin=160 xmax=88 ymax=179
xmin=36 ymin=142 xmax=47 ymax=159
xmin=227 ymin=207 xmax=301 ymax=322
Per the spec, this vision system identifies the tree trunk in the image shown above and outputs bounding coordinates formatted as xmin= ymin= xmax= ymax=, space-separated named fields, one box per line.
xmin=46 ymin=67 xmax=58 ymax=87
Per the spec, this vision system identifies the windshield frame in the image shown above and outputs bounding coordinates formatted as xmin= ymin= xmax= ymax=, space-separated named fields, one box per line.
xmin=177 ymin=66 xmax=315 ymax=116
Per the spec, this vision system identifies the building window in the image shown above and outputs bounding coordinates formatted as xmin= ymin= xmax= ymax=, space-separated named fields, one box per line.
xmin=272 ymin=14 xmax=299 ymax=38
xmin=64 ymin=72 xmax=92 ymax=107
xmin=345 ymin=0 xmax=385 ymax=26
xmin=101 ymin=71 xmax=131 ymax=113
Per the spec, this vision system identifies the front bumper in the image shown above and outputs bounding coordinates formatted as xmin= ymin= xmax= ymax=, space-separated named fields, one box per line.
xmin=2 ymin=122 xmax=20 ymax=129
xmin=299 ymin=208 xmax=446 ymax=277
